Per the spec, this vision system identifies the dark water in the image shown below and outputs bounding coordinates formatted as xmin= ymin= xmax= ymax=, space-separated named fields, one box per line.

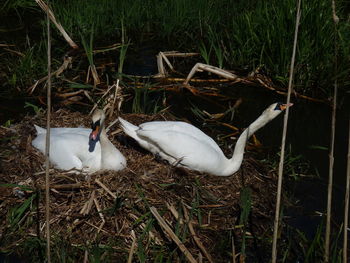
xmin=0 ymin=253 xmax=25 ymax=263
xmin=0 ymin=96 xmax=37 ymax=125
xmin=166 ymin=81 xmax=349 ymax=238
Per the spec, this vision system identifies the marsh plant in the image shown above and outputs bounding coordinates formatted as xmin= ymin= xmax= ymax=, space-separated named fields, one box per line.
xmin=131 ymin=83 xmax=164 ymax=114
xmin=2 ymin=0 xmax=349 ymax=96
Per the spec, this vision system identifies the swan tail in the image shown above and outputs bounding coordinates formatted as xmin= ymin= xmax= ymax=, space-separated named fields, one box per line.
xmin=34 ymin=125 xmax=46 ymax=134
xmin=118 ymin=117 xmax=139 ymax=140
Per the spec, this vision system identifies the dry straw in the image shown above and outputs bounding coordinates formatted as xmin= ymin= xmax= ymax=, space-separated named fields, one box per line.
xmin=325 ymin=1 xmax=339 ymax=261
xmin=271 ymin=0 xmax=301 ymax=261
xmin=44 ymin=0 xmax=52 ymax=261
xmin=344 ymin=120 xmax=350 ymax=262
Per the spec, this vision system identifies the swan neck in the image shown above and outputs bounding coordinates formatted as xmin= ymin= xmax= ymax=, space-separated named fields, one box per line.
xmin=99 ymin=126 xmax=109 ymax=145
xmin=221 ymin=114 xmax=270 ymax=176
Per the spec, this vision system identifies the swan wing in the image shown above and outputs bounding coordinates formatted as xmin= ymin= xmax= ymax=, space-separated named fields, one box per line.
xmin=32 ymin=132 xmax=101 ymax=171
xmin=118 ymin=117 xmax=159 ymax=152
xmin=137 ymin=128 xmax=225 ymax=173
xmin=139 ymin=121 xmax=223 ymax=153
xmin=33 ymin=125 xmax=91 ymax=136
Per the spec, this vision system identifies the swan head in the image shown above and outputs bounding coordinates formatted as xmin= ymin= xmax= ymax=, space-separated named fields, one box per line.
xmin=262 ymin=102 xmax=293 ymax=121
xmin=88 ymin=109 xmax=106 ymax=152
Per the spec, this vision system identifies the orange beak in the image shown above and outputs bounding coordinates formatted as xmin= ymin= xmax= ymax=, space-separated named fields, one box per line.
xmin=280 ymin=103 xmax=293 ymax=111
xmin=90 ymin=125 xmax=100 ymax=140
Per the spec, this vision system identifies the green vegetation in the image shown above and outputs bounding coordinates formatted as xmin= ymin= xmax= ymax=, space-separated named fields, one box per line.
xmin=280 ymin=222 xmax=343 ymax=262
xmin=238 ymin=187 xmax=252 ymax=260
xmin=1 ymin=0 xmax=349 ymax=97
xmin=48 ymin=0 xmax=349 ymax=96
xmin=131 ymin=84 xmax=164 ymax=114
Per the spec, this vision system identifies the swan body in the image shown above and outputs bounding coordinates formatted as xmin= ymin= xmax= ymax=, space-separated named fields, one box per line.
xmin=32 ymin=109 xmax=126 ymax=173
xmin=119 ymin=102 xmax=292 ymax=176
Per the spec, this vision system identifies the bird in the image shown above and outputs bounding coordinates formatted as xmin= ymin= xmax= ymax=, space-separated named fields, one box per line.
xmin=32 ymin=109 xmax=126 ymax=174
xmin=118 ymin=102 xmax=292 ymax=176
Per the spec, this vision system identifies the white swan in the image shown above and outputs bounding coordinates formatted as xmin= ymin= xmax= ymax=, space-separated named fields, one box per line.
xmin=119 ymin=102 xmax=292 ymax=176
xmin=32 ymin=109 xmax=126 ymax=173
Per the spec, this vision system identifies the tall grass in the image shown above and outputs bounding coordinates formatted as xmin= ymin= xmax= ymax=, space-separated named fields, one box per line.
xmin=1 ymin=0 xmax=37 ymax=12
xmin=2 ymin=0 xmax=349 ymax=96
xmin=131 ymin=84 xmax=164 ymax=114
xmin=2 ymin=44 xmax=47 ymax=92
xmin=239 ymin=187 xmax=252 ymax=260
xmin=46 ymin=0 xmax=349 ymax=96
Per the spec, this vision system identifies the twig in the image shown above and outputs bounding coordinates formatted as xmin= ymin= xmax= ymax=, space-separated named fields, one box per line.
xmin=38 ymin=183 xmax=87 ymax=190
xmin=56 ymin=90 xmax=84 ymax=98
xmin=108 ymin=79 xmax=120 ymax=119
xmin=155 ymin=51 xmax=199 ymax=77
xmin=83 ymin=250 xmax=88 ymax=263
xmin=232 ymin=235 xmax=236 ymax=263
xmin=128 ymin=214 xmax=162 ymax=245
xmin=89 ymin=84 xmax=116 ymax=115
xmin=182 ymin=203 xmax=214 ymax=263
xmin=81 ymin=190 xmax=95 ymax=215
xmin=44 ymin=1 xmax=52 ymax=261
xmin=127 ymin=230 xmax=137 ymax=263
xmin=343 ymin=119 xmax=350 ymax=262
xmin=93 ymin=197 xmax=105 ymax=223
xmin=325 ymin=1 xmax=339 ymax=261
xmin=271 ymin=0 xmax=301 ymax=262
xmin=150 ymin=206 xmax=197 ymax=263
xmin=28 ymin=56 xmax=72 ymax=94
xmin=84 ymin=221 xmax=109 ymax=235
xmin=166 ymin=202 xmax=183 ymax=225
xmin=95 ymin=178 xmax=117 ymax=199
xmin=35 ymin=0 xmax=78 ymax=49
xmin=184 ymin=63 xmax=240 ymax=85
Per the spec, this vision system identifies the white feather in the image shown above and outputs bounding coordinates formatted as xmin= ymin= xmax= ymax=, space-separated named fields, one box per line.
xmin=119 ymin=102 xmax=291 ymax=176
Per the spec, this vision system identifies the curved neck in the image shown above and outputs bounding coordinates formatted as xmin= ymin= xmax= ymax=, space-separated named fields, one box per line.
xmin=221 ymin=114 xmax=270 ymax=176
xmin=99 ymin=126 xmax=112 ymax=150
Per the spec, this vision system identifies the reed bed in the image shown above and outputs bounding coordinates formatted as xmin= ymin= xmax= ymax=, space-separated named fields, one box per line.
xmin=1 ymin=109 xmax=280 ymax=262
xmin=1 ymin=0 xmax=349 ymax=98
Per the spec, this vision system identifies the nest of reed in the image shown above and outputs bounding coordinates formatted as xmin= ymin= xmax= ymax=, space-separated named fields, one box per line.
xmin=0 ymin=108 xmax=279 ymax=262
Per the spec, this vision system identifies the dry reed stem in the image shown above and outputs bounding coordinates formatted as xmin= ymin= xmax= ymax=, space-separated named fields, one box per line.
xmin=166 ymin=202 xmax=183 ymax=225
xmin=271 ymin=0 xmax=301 ymax=262
xmin=95 ymin=178 xmax=117 ymax=199
xmin=128 ymin=213 xmax=162 ymax=245
xmin=87 ymin=64 xmax=101 ymax=86
xmin=83 ymin=250 xmax=88 ymax=263
xmin=28 ymin=56 xmax=72 ymax=94
xmin=93 ymin=197 xmax=105 ymax=223
xmin=107 ymin=79 xmax=120 ymax=119
xmin=44 ymin=1 xmax=52 ymax=261
xmin=182 ymin=203 xmax=214 ymax=263
xmin=155 ymin=51 xmax=199 ymax=77
xmin=35 ymin=0 xmax=78 ymax=49
xmin=343 ymin=119 xmax=350 ymax=262
xmin=232 ymin=235 xmax=236 ymax=263
xmin=184 ymin=63 xmax=240 ymax=85
xmin=127 ymin=230 xmax=137 ymax=263
xmin=89 ymin=84 xmax=117 ymax=115
xmin=150 ymin=206 xmax=197 ymax=263
xmin=160 ymin=52 xmax=175 ymax=71
xmin=157 ymin=75 xmax=328 ymax=104
xmin=325 ymin=1 xmax=339 ymax=261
